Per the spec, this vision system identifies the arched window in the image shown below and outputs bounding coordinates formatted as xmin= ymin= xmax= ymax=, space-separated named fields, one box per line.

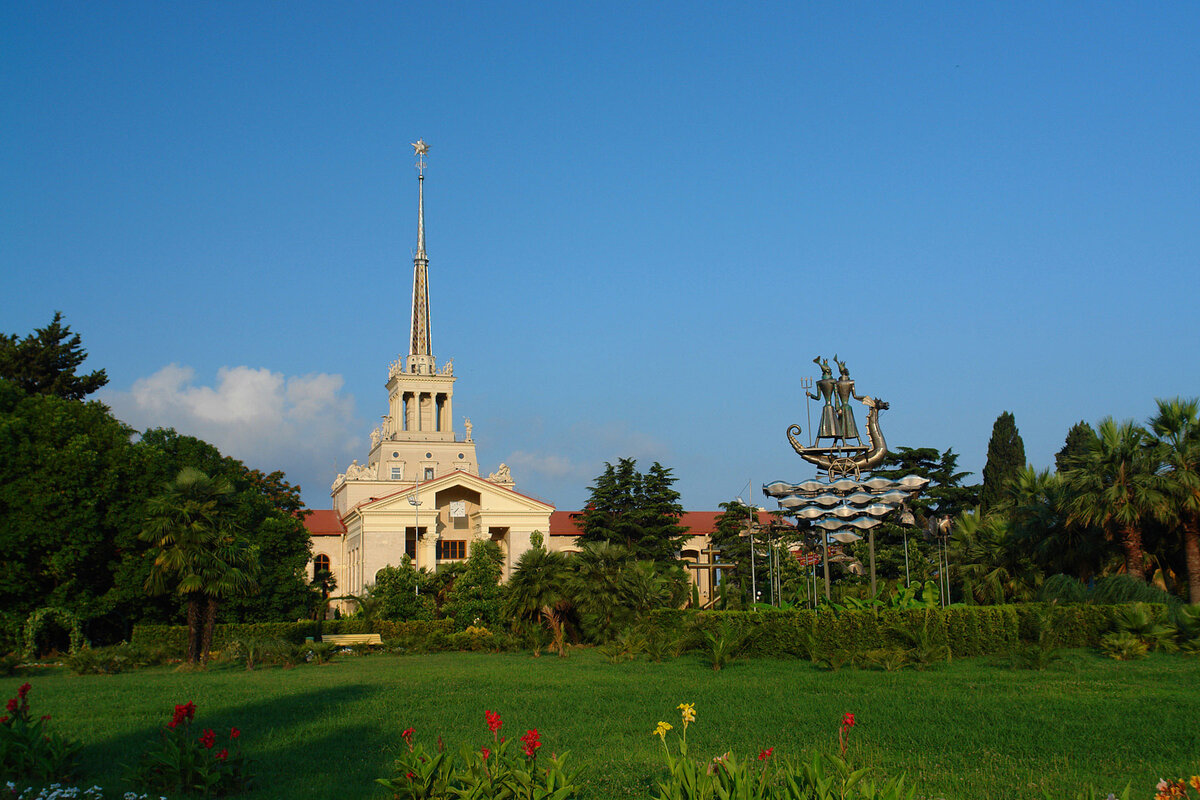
xmin=313 ymin=554 xmax=331 ymax=574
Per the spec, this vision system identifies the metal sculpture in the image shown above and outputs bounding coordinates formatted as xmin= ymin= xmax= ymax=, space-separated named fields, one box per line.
xmin=787 ymin=396 xmax=889 ymax=479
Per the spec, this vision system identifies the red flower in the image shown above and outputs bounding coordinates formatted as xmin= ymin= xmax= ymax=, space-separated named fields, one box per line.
xmin=481 ymin=747 xmax=491 ymax=761
xmin=485 ymin=710 xmax=503 ymax=735
xmin=17 ymin=683 xmax=31 ymax=700
xmin=215 ymin=749 xmax=228 ymax=761
xmin=1 ymin=716 xmax=8 ymax=724
xmin=41 ymin=715 xmax=51 ymax=722
xmin=405 ymin=771 xmax=415 ymax=780
xmin=841 ymin=713 xmax=855 ymax=729
xmin=520 ymin=728 xmax=542 ymax=758
xmin=401 ymin=727 xmax=415 ymax=746
xmin=758 ymin=747 xmax=774 ymax=761
xmin=5 ymin=698 xmax=17 ymax=713
xmin=199 ymin=728 xmax=216 ymax=749
xmin=229 ymin=727 xmax=240 ymax=739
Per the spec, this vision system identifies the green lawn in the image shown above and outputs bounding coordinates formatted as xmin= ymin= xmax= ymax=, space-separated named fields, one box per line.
xmin=4 ymin=650 xmax=1198 ymax=799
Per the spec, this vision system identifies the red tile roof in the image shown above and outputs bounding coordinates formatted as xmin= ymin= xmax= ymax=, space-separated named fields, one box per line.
xmin=302 ymin=509 xmax=346 ymax=536
xmin=549 ymin=510 xmax=775 ymax=537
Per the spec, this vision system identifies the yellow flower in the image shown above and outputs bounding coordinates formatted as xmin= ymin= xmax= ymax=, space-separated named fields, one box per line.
xmin=678 ymin=702 xmax=696 ymax=725
xmin=652 ymin=721 xmax=672 ymax=741
xmin=1189 ymin=777 xmax=1200 ymax=793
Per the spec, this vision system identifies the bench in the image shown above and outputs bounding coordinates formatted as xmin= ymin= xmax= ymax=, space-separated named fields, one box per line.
xmin=321 ymin=633 xmax=383 ymax=646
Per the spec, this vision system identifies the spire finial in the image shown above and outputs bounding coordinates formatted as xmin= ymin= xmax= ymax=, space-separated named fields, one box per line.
xmin=408 ymin=139 xmax=432 ymax=361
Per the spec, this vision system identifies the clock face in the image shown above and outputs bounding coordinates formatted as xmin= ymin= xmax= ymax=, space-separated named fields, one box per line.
xmin=450 ymin=500 xmax=467 ymax=518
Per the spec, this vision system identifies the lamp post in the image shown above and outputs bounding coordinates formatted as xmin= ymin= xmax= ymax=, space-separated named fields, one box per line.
xmin=898 ymin=504 xmax=915 ymax=587
xmin=408 ymin=493 xmax=422 ymax=596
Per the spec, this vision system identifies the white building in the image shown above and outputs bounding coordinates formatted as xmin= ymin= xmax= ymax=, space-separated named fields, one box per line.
xmin=303 ymin=141 xmax=554 ymax=597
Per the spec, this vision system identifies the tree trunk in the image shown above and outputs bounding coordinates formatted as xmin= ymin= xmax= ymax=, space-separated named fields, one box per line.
xmin=1120 ymin=525 xmax=1146 ymax=580
xmin=200 ymin=597 xmax=219 ymax=662
xmin=186 ymin=595 xmax=202 ymax=663
xmin=1183 ymin=519 xmax=1200 ymax=604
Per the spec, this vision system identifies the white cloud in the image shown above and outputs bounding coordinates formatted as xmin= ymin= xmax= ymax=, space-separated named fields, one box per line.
xmin=104 ymin=364 xmax=364 ymax=507
xmin=505 ymin=450 xmax=581 ymax=479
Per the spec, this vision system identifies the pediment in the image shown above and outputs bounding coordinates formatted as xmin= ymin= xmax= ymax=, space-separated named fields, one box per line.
xmin=357 ymin=470 xmax=554 ymax=514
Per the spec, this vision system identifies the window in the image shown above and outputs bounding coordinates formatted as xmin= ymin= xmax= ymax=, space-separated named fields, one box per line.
xmin=390 ymin=466 xmax=403 ymax=480
xmin=313 ymin=554 xmax=331 ymax=574
xmin=437 ymin=540 xmax=466 ymax=560
xmin=424 ymin=467 xmax=435 ymax=480
xmin=404 ymin=527 xmax=426 ymax=559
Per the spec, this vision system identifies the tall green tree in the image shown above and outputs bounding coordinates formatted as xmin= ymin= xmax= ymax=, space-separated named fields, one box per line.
xmin=1055 ymin=421 xmax=1096 ymax=473
xmin=139 ymin=468 xmax=258 ymax=662
xmin=710 ymin=500 xmax=758 ymax=605
xmin=443 ymin=540 xmax=504 ymax=629
xmin=873 ymin=447 xmax=979 ymax=521
xmin=1147 ymin=397 xmax=1200 ymax=603
xmin=980 ymin=412 xmax=1026 ymax=513
xmin=1063 ymin=418 xmax=1164 ymax=581
xmin=0 ymin=312 xmax=108 ymax=400
xmin=577 ymin=459 xmax=688 ymax=562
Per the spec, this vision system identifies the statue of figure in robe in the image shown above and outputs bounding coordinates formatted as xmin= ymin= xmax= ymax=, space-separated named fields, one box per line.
xmin=834 ymin=356 xmax=865 ymax=443
xmin=806 ymin=357 xmax=838 ymax=441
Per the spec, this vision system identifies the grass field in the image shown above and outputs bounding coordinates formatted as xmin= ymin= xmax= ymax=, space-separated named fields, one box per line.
xmin=3 ymin=650 xmax=1198 ymax=799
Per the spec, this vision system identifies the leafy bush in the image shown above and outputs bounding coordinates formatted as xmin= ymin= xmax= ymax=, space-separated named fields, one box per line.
xmin=296 ymin=641 xmax=338 ymax=664
xmin=0 ymin=652 xmax=21 ymax=677
xmin=1099 ymin=631 xmax=1149 ymax=660
xmin=0 ymin=683 xmax=80 ymax=783
xmin=703 ymin=621 xmax=745 ymax=671
xmin=1110 ymin=603 xmax=1176 ymax=651
xmin=127 ymin=701 xmax=253 ymax=797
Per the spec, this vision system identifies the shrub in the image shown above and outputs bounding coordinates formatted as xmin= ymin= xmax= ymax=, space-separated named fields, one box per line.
xmin=127 ymin=701 xmax=253 ymax=797
xmin=0 ymin=652 xmax=21 ymax=677
xmin=0 ymin=683 xmax=80 ymax=783
xmin=67 ymin=644 xmax=134 ymax=675
xmin=1099 ymin=631 xmax=1149 ymax=661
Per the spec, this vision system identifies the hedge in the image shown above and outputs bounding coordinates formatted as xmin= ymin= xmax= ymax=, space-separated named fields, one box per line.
xmin=131 ymin=619 xmax=459 ymax=657
xmin=645 ymin=603 xmax=1152 ymax=659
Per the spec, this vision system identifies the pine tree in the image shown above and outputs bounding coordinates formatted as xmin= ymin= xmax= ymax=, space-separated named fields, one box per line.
xmin=0 ymin=312 xmax=108 ymax=400
xmin=578 ymin=458 xmax=688 ymax=562
xmin=980 ymin=411 xmax=1026 ymax=513
xmin=1055 ymin=421 xmax=1095 ymax=473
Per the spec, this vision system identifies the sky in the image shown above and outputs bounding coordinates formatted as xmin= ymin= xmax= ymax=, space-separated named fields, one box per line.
xmin=3 ymin=3 xmax=1198 ymax=512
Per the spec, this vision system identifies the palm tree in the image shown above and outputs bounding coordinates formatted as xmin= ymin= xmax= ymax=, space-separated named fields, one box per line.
xmin=310 ymin=569 xmax=338 ymax=641
xmin=1063 ymin=418 xmax=1164 ymax=581
xmin=504 ymin=547 xmax=571 ymax=655
xmin=1004 ymin=466 xmax=1115 ymax=580
xmin=140 ymin=468 xmax=258 ymax=663
xmin=1148 ymin=397 xmax=1200 ymax=602
xmin=951 ymin=509 xmax=1037 ymax=604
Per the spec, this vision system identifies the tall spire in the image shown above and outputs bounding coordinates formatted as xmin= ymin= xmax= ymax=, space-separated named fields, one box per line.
xmin=409 ymin=139 xmax=432 ymax=362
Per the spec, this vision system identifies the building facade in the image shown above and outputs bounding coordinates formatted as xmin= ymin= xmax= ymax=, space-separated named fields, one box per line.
xmin=304 ymin=141 xmax=554 ymax=599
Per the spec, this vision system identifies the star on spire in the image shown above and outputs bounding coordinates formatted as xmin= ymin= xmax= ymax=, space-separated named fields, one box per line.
xmin=411 ymin=139 xmax=429 ymax=156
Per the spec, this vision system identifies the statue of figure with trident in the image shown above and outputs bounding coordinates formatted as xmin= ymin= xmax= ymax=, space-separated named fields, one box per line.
xmin=806 ymin=357 xmax=839 ymax=441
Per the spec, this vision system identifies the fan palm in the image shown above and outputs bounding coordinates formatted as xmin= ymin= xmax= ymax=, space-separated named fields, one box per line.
xmin=950 ymin=509 xmax=1036 ymax=604
xmin=1005 ymin=467 xmax=1114 ymax=579
xmin=504 ymin=547 xmax=571 ymax=655
xmin=139 ymin=468 xmax=258 ymax=662
xmin=1147 ymin=397 xmax=1200 ymax=602
xmin=1063 ymin=418 xmax=1164 ymax=581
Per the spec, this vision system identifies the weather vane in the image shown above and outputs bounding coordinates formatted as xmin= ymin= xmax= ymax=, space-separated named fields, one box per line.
xmin=411 ymin=138 xmax=429 ymax=176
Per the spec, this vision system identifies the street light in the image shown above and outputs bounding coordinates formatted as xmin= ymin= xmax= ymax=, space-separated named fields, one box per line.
xmin=408 ymin=493 xmax=422 ymax=596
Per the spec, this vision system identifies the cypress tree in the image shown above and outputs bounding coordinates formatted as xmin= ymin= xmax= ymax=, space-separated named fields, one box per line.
xmin=980 ymin=411 xmax=1026 ymax=513
xmin=1055 ymin=421 xmax=1096 ymax=473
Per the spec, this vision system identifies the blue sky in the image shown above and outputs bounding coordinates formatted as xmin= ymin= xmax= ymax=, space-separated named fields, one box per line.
xmin=3 ymin=3 xmax=1198 ymax=512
